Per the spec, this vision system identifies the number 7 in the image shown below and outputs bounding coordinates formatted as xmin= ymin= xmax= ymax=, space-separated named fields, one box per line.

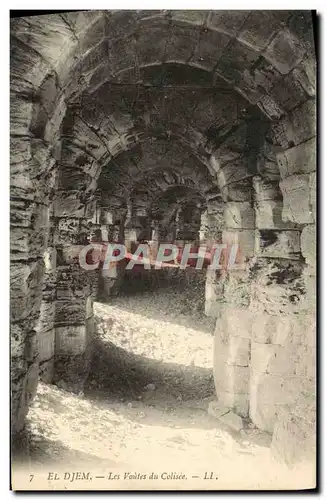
xmin=29 ymin=475 xmax=34 ymax=482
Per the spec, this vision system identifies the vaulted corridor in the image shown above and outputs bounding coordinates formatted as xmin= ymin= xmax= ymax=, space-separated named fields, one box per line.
xmin=10 ymin=10 xmax=316 ymax=489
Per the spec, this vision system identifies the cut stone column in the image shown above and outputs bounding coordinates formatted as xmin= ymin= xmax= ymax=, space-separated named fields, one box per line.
xmin=100 ymin=219 xmax=126 ymax=299
xmin=52 ymin=198 xmax=98 ymax=392
xmin=250 ymin=311 xmax=316 ymax=433
xmin=54 ymin=261 xmax=95 ymax=392
xmin=213 ymin=306 xmax=253 ymax=417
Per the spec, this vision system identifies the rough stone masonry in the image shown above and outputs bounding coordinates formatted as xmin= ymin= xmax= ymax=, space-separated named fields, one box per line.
xmin=10 ymin=10 xmax=316 ymax=465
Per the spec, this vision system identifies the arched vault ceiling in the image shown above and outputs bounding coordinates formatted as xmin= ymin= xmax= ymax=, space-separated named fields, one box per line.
xmin=97 ymin=138 xmax=219 ymax=198
xmin=10 ymin=10 xmax=315 ymax=208
xmin=149 ymin=185 xmax=207 ymax=219
xmin=60 ymin=82 xmax=260 ymax=176
xmin=11 ymin=10 xmax=315 ymax=118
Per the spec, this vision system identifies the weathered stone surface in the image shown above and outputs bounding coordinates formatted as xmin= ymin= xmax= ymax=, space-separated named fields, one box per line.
xmin=10 ymin=260 xmax=44 ymax=322
xmin=10 ymin=35 xmax=53 ymax=94
xmin=309 ymin=172 xmax=316 ymax=222
xmin=255 ymin=229 xmax=301 ymax=259
xmin=280 ymin=175 xmax=314 ymax=224
xmin=56 ymin=244 xmax=86 ymax=265
xmin=302 ymin=268 xmax=316 ymax=313
xmin=10 ymin=139 xmax=57 ymax=202
xmin=237 ymin=11 xmax=287 ymax=52
xmin=257 ymin=95 xmax=284 ymax=121
xmin=301 ymin=224 xmax=316 ymax=267
xmin=219 ymin=411 xmax=244 ymax=432
xmin=287 ymin=100 xmax=316 ymax=145
xmin=11 ymin=362 xmax=39 ymax=433
xmin=252 ymin=312 xmax=307 ymax=346
xmin=249 ymin=371 xmax=284 ymax=432
xmin=208 ymin=11 xmax=250 ymax=35
xmin=215 ymin=307 xmax=253 ymax=340
xmin=43 ymin=247 xmax=57 ymax=273
xmin=223 ymin=272 xmax=251 ymax=307
xmin=224 ymin=202 xmax=255 ymax=229
xmin=53 ymin=193 xmax=86 ymax=218
xmin=44 ymin=94 xmax=66 ymax=143
xmin=10 ymin=205 xmax=50 ymax=259
xmin=36 ymin=301 xmax=55 ymax=334
xmin=208 ymin=400 xmax=245 ymax=428
xmin=11 ymin=15 xmax=76 ymax=76
xmin=250 ymin=368 xmax=315 ymax=433
xmin=11 ymin=324 xmax=28 ymax=367
xmin=217 ymin=39 xmax=260 ymax=85
xmin=62 ymin=118 xmax=108 ymax=161
xmin=293 ymin=345 xmax=316 ymax=378
xmin=264 ymin=28 xmax=306 ymax=75
xmin=217 ymin=160 xmax=252 ymax=188
xmin=276 ymin=138 xmax=316 ymax=178
xmin=54 ymin=343 xmax=93 ymax=393
xmin=10 ymin=92 xmax=34 ymax=136
xmin=217 ymin=391 xmax=249 ymax=418
xmin=253 ymin=178 xmax=281 ymax=201
xmin=54 ymin=218 xmax=82 ymax=245
xmin=291 ymin=57 xmax=316 ymax=98
xmin=214 ymin=362 xmax=250 ymax=395
xmin=205 ymin=274 xmax=226 ymax=318
xmin=56 ymin=266 xmax=93 ymax=301
xmin=222 ymin=229 xmax=255 ymax=259
xmin=207 ymin=400 xmax=230 ymax=419
xmin=271 ymin=70 xmax=312 ymax=112
xmin=39 ymin=358 xmax=54 ymax=383
xmin=55 ymin=300 xmax=89 ymax=325
xmin=37 ymin=327 xmax=55 ymax=363
xmin=257 ymin=157 xmax=280 ymax=181
xmin=251 ymin=342 xmax=296 ymax=375
xmin=171 ymin=10 xmax=206 ymax=26
xmin=192 ymin=29 xmax=230 ymax=70
xmin=221 ymin=181 xmax=253 ymax=203
xmin=255 ymin=200 xmax=298 ymax=230
xmin=271 ymin=404 xmax=316 ymax=465
xmin=55 ymin=325 xmax=90 ymax=356
xmin=215 ymin=333 xmax=250 ymax=367
xmin=302 ymin=312 xmax=316 ymax=348
xmin=250 ymin=258 xmax=306 ymax=314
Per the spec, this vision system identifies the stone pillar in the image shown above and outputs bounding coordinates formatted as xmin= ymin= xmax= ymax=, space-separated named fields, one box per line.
xmin=54 ymin=260 xmax=95 ymax=393
xmin=99 ymin=207 xmax=126 ymax=299
xmin=212 ymin=198 xmax=255 ymax=418
xmin=51 ymin=198 xmax=98 ymax=393
xmin=267 ymin=116 xmax=316 ymax=462
xmin=204 ymin=202 xmax=224 ymax=316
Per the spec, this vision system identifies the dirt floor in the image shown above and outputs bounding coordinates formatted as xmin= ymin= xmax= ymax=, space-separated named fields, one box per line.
xmin=12 ymin=280 xmax=315 ymax=490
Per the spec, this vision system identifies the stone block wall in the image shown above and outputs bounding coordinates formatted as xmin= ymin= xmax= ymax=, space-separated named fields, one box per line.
xmin=207 ymin=95 xmax=316 ymax=463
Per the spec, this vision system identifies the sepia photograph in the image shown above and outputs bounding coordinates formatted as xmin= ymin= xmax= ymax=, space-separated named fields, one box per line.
xmin=9 ymin=8 xmax=317 ymax=491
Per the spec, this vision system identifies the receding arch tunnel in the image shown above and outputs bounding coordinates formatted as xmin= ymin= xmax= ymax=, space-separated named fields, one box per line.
xmin=10 ymin=10 xmax=316 ymax=481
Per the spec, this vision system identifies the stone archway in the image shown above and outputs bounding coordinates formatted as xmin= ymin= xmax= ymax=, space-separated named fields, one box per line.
xmin=10 ymin=10 xmax=316 ymax=467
